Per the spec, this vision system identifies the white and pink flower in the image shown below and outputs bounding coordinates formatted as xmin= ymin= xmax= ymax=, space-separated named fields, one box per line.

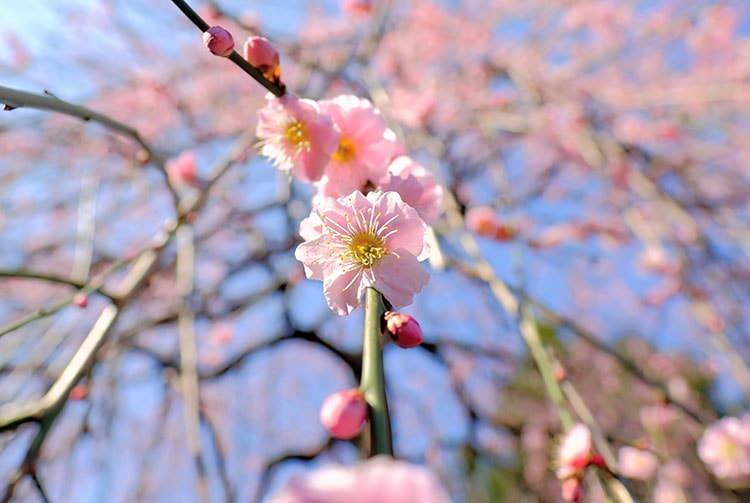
xmin=555 ymin=423 xmax=607 ymax=502
xmin=295 ymin=190 xmax=430 ymax=315
xmin=256 ymin=93 xmax=340 ymax=182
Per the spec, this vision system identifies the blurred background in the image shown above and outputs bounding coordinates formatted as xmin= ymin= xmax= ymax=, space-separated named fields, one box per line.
xmin=1 ymin=0 xmax=750 ymax=501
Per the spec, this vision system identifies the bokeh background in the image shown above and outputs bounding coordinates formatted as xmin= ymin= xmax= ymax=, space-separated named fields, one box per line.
xmin=1 ymin=1 xmax=750 ymax=501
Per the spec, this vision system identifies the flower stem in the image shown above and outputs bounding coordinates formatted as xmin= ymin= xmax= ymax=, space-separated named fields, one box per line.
xmin=361 ymin=287 xmax=393 ymax=456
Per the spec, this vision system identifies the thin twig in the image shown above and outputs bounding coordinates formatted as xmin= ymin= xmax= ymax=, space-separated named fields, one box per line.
xmin=169 ymin=0 xmax=286 ymax=97
xmin=176 ymin=224 xmax=209 ymax=501
xmin=0 ymin=85 xmax=179 ymax=206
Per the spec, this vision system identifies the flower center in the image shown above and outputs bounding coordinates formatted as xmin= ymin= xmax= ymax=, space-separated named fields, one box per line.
xmin=332 ymin=136 xmax=357 ymax=163
xmin=347 ymin=231 xmax=387 ymax=267
xmin=285 ymin=121 xmax=309 ymax=147
xmin=721 ymin=440 xmax=740 ymax=459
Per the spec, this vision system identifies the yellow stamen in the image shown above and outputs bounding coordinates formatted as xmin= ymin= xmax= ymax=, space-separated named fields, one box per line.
xmin=345 ymin=231 xmax=387 ymax=267
xmin=332 ymin=136 xmax=357 ymax=163
xmin=285 ymin=121 xmax=308 ymax=147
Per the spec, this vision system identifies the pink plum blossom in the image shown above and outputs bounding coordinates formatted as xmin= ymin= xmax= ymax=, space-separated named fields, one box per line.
xmin=266 ymin=455 xmax=453 ymax=503
xmin=315 ymin=95 xmax=398 ymax=196
xmin=295 ymin=190 xmax=430 ymax=315
xmin=377 ymin=155 xmax=444 ymax=225
xmin=319 ymin=389 xmax=367 ymax=440
xmin=256 ymin=93 xmax=340 ymax=182
xmin=697 ymin=414 xmax=750 ymax=488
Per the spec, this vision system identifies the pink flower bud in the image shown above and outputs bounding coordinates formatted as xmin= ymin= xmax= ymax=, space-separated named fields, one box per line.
xmin=320 ymin=389 xmax=367 ymax=440
xmin=203 ymin=26 xmax=234 ymax=57
xmin=465 ymin=206 xmax=515 ymax=241
xmin=73 ymin=293 xmax=88 ymax=308
xmin=342 ymin=0 xmax=373 ymax=15
xmin=384 ymin=312 xmax=423 ymax=348
xmin=166 ymin=150 xmax=199 ymax=187
xmin=243 ymin=36 xmax=280 ymax=76
xmin=69 ymin=384 xmax=89 ymax=401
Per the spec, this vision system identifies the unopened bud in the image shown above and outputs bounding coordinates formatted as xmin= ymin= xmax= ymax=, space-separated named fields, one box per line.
xmin=465 ymin=206 xmax=515 ymax=241
xmin=320 ymin=389 xmax=367 ymax=440
xmin=166 ymin=150 xmax=199 ymax=187
xmin=69 ymin=384 xmax=89 ymax=401
xmin=243 ymin=36 xmax=280 ymax=82
xmin=203 ymin=26 xmax=234 ymax=57
xmin=73 ymin=293 xmax=88 ymax=308
xmin=384 ymin=312 xmax=423 ymax=348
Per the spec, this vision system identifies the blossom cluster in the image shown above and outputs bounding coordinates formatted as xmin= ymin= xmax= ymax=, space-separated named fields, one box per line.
xmin=256 ymin=92 xmax=442 ymax=316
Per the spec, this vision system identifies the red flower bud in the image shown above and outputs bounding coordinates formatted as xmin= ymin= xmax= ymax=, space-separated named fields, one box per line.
xmin=384 ymin=312 xmax=423 ymax=348
xmin=320 ymin=389 xmax=367 ymax=440
xmin=203 ymin=26 xmax=234 ymax=57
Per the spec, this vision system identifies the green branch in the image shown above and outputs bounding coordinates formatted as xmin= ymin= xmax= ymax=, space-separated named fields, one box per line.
xmin=360 ymin=288 xmax=393 ymax=456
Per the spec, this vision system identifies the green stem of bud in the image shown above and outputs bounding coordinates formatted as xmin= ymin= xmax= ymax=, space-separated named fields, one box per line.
xmin=361 ymin=287 xmax=393 ymax=456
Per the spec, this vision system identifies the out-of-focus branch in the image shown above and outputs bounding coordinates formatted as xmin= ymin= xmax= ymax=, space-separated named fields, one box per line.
xmin=573 ymin=126 xmax=750 ymax=402
xmin=175 ymin=224 xmax=209 ymax=502
xmin=0 ymin=259 xmax=127 ymax=339
xmin=0 ymin=305 xmax=118 ymax=501
xmin=70 ymin=171 xmax=100 ymax=283
xmin=201 ymin=411 xmax=234 ymax=503
xmin=0 ymin=85 xmax=179 ymax=206
xmin=0 ymin=85 xmax=160 ymax=164
xmin=169 ymin=0 xmax=286 ymax=97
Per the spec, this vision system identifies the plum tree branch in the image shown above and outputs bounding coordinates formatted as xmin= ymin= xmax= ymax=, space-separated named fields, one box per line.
xmin=0 ymin=85 xmax=179 ymax=206
xmin=169 ymin=0 xmax=286 ymax=97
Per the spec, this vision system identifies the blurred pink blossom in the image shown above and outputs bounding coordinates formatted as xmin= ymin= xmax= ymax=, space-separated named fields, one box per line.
xmin=555 ymin=423 xmax=608 ymax=501
xmin=256 ymin=93 xmax=340 ymax=182
xmin=697 ymin=414 xmax=750 ymax=488
xmin=560 ymin=477 xmax=583 ymax=502
xmin=640 ymin=403 xmax=678 ymax=431
xmin=319 ymin=389 xmax=367 ymax=440
xmin=295 ymin=190 xmax=430 ymax=315
xmin=266 ymin=455 xmax=453 ymax=503
xmin=377 ymin=156 xmax=444 ymax=225
xmin=342 ymin=0 xmax=373 ymax=16
xmin=556 ymin=423 xmax=594 ymax=481
xmin=618 ymin=446 xmax=658 ymax=480
xmin=316 ymin=95 xmax=398 ymax=196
